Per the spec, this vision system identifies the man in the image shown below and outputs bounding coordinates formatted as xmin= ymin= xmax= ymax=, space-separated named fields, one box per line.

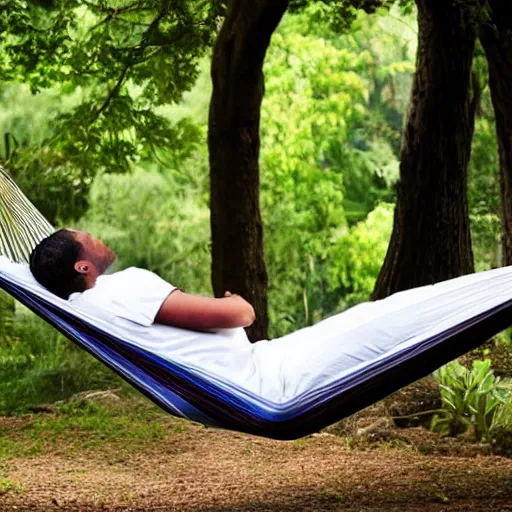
xmin=28 ymin=228 xmax=508 ymax=402
xmin=29 ymin=229 xmax=256 ymax=333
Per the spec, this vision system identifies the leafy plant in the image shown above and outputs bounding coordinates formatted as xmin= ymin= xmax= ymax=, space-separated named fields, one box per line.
xmin=431 ymin=359 xmax=512 ymax=442
xmin=0 ymin=0 xmax=213 ymax=222
xmin=0 ymin=307 xmax=122 ymax=415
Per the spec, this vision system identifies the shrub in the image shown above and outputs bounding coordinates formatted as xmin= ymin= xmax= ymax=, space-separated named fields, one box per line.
xmin=0 ymin=307 xmax=121 ymax=414
xmin=431 ymin=359 xmax=512 ymax=442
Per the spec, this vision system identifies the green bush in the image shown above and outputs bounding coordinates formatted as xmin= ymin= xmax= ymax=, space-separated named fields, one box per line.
xmin=326 ymin=203 xmax=393 ymax=309
xmin=0 ymin=307 xmax=121 ymax=415
xmin=431 ymin=359 xmax=512 ymax=442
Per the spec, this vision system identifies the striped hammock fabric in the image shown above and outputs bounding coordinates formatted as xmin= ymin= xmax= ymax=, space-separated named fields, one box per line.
xmin=1 ymin=166 xmax=512 ymax=440
xmin=0 ymin=167 xmax=54 ymax=263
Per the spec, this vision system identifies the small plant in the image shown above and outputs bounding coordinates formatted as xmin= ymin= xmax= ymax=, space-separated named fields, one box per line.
xmin=431 ymin=359 xmax=512 ymax=442
xmin=0 ymin=475 xmax=25 ymax=495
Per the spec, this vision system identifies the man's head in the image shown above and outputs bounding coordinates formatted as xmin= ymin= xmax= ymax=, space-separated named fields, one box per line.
xmin=30 ymin=229 xmax=116 ymax=299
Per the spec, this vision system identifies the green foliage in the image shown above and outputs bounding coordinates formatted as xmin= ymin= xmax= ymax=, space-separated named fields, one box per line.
xmin=0 ymin=84 xmax=90 ymax=220
xmin=0 ymin=291 xmax=15 ymax=340
xmin=261 ymin=10 xmax=411 ymax=336
xmin=0 ymin=308 xmax=120 ymax=414
xmin=468 ymin=54 xmax=501 ymax=271
xmin=0 ymin=0 xmax=214 ymax=220
xmin=431 ymin=360 xmax=512 ymax=442
xmin=288 ymin=0 xmax=397 ymax=33
xmin=326 ymin=203 xmax=393 ymax=308
xmin=1 ymin=0 xmax=218 ymax=102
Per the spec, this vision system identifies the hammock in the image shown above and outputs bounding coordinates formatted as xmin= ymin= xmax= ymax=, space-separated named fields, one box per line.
xmin=1 ymin=167 xmax=512 ymax=440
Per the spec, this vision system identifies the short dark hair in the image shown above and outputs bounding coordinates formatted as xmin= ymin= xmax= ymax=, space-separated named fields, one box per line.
xmin=29 ymin=229 xmax=87 ymax=299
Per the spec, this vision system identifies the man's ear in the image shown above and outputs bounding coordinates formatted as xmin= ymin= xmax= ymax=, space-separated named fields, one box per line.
xmin=74 ymin=260 xmax=91 ymax=274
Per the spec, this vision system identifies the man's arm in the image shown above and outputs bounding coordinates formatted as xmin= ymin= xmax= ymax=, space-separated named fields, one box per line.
xmin=155 ymin=290 xmax=256 ymax=331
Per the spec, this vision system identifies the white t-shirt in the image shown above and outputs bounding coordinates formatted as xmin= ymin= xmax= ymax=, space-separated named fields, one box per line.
xmin=69 ymin=267 xmax=176 ymax=327
xmin=68 ymin=267 xmax=262 ymax=393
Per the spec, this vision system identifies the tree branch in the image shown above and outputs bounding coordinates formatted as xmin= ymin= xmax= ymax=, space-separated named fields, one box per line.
xmin=88 ymin=0 xmax=173 ymax=124
xmin=92 ymin=63 xmax=130 ymax=121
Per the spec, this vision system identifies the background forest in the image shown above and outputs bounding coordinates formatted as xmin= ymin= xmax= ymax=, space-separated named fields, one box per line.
xmin=0 ymin=0 xmax=511 ymax=450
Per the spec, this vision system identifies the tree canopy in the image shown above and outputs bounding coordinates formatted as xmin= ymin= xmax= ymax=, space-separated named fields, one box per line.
xmin=0 ymin=0 xmax=219 ymax=220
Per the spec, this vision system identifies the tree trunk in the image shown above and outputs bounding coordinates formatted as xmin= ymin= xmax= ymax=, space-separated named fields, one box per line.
xmin=372 ymin=0 xmax=478 ymax=300
xmin=480 ymin=0 xmax=512 ymax=266
xmin=208 ymin=0 xmax=288 ymax=341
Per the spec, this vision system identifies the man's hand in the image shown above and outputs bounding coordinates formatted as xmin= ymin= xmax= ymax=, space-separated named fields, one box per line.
xmin=223 ymin=291 xmax=255 ymax=324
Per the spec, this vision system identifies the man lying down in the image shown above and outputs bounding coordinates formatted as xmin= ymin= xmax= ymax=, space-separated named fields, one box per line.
xmin=28 ymin=228 xmax=512 ymax=402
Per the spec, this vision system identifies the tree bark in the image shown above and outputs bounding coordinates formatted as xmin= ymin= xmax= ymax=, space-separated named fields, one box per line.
xmin=208 ymin=0 xmax=288 ymax=341
xmin=372 ymin=0 xmax=478 ymax=300
xmin=480 ymin=0 xmax=512 ymax=266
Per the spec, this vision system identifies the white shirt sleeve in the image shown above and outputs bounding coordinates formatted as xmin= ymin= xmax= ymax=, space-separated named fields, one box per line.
xmin=108 ymin=267 xmax=176 ymax=327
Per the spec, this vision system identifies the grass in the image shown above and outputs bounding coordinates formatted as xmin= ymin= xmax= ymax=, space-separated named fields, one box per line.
xmin=0 ymin=462 xmax=26 ymax=496
xmin=0 ymin=477 xmax=25 ymax=495
xmin=0 ymin=304 xmax=123 ymax=415
xmin=0 ymin=397 xmax=189 ymax=459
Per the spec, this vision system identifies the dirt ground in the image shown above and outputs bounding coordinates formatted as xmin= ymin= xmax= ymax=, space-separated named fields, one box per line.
xmin=2 ymin=416 xmax=512 ymax=512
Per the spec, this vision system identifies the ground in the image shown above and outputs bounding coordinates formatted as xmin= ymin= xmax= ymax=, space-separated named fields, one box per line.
xmin=1 ymin=396 xmax=512 ymax=512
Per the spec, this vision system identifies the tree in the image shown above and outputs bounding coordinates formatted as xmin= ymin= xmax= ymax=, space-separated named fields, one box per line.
xmin=479 ymin=0 xmax=512 ymax=266
xmin=208 ymin=0 xmax=289 ymax=341
xmin=0 ymin=0 xmax=216 ymax=221
xmin=373 ymin=0 xmax=481 ymax=299
xmin=208 ymin=0 xmax=400 ymax=341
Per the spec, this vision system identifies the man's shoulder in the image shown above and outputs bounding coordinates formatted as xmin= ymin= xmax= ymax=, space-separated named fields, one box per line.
xmin=103 ymin=267 xmax=153 ymax=279
xmin=110 ymin=267 xmax=160 ymax=281
xmin=99 ymin=267 xmax=164 ymax=289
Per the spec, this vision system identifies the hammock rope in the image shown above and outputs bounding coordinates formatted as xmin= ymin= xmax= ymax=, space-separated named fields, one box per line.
xmin=0 ymin=166 xmax=54 ymax=263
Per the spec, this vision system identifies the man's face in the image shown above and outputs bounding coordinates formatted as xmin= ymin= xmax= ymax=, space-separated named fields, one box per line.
xmin=69 ymin=230 xmax=116 ymax=274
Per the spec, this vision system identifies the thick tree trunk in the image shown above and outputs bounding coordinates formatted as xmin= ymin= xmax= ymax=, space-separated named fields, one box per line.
xmin=208 ymin=0 xmax=288 ymax=341
xmin=372 ymin=0 xmax=477 ymax=300
xmin=480 ymin=0 xmax=512 ymax=266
